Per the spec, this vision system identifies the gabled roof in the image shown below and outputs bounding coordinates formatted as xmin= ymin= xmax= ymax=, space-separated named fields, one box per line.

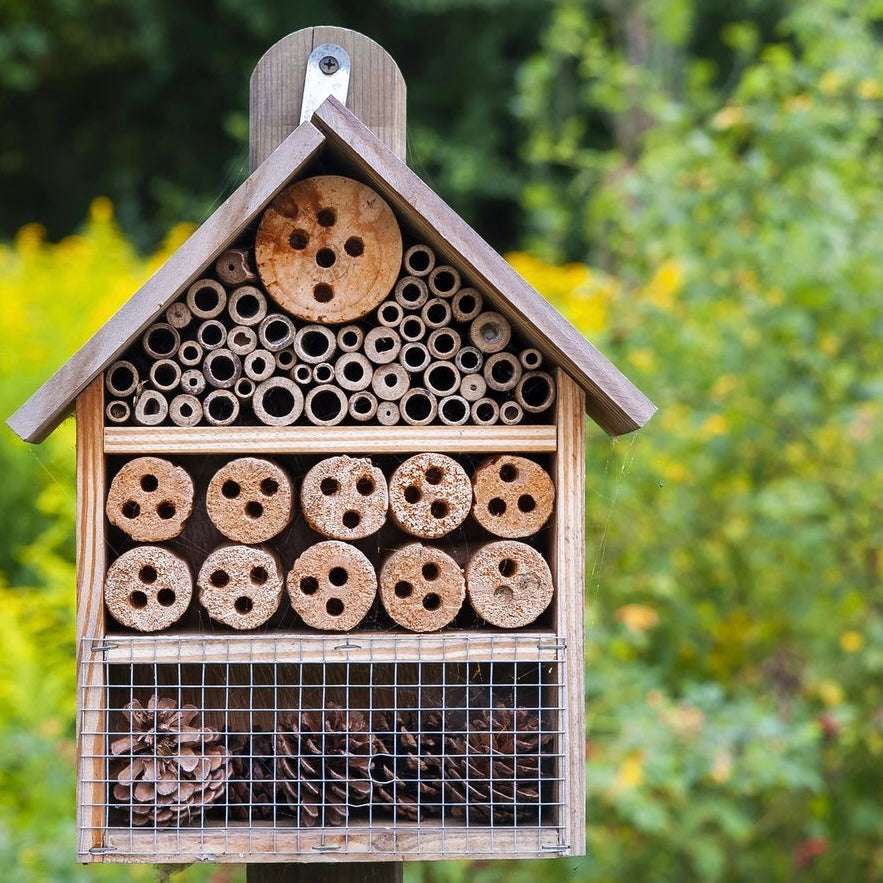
xmin=7 ymin=97 xmax=655 ymax=444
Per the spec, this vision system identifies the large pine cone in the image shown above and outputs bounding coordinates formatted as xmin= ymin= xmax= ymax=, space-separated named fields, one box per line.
xmin=277 ymin=703 xmax=377 ymax=827
xmin=110 ymin=694 xmax=231 ymax=827
xmin=444 ymin=705 xmax=553 ymax=824
xmin=227 ymin=728 xmax=277 ymax=821
xmin=372 ymin=709 xmax=445 ymax=820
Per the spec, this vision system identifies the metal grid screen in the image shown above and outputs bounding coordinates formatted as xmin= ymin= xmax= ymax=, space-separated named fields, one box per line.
xmin=80 ymin=635 xmax=566 ymax=861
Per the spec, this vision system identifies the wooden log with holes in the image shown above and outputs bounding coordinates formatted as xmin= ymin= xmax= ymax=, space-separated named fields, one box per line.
xmin=471 ymin=454 xmax=555 ymax=538
xmin=388 ymin=452 xmax=471 ymax=538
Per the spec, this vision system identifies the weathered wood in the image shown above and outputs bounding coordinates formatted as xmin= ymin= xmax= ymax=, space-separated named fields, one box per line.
xmin=249 ymin=27 xmax=406 ymax=170
xmin=103 ymin=424 xmax=558 ymax=455
xmin=311 ymin=97 xmax=657 ymax=436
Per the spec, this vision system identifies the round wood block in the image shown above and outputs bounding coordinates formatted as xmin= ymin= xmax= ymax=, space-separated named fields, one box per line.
xmin=465 ymin=541 xmax=553 ymax=628
xmin=286 ymin=541 xmax=376 ymax=631
xmin=379 ymin=543 xmax=464 ymax=632
xmin=388 ymin=453 xmax=471 ymax=539
xmin=471 ymin=455 xmax=555 ymax=538
xmin=255 ymin=175 xmax=402 ymax=324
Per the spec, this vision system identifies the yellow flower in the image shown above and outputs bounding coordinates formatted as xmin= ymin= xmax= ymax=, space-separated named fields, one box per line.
xmin=611 ymin=751 xmax=645 ymax=791
xmin=700 ymin=414 xmax=729 ymax=438
xmin=857 ymin=78 xmax=880 ymax=100
xmin=615 ymin=604 xmax=660 ymax=633
xmin=840 ymin=631 xmax=864 ymax=653
xmin=89 ymin=195 xmax=114 ymax=224
xmin=642 ymin=258 xmax=685 ymax=310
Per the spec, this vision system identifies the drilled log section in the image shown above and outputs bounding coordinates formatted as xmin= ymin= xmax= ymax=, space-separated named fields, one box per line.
xmin=180 ymin=369 xmax=206 ymax=396
xmin=376 ymin=401 xmax=400 ymax=426
xmin=133 ymin=390 xmax=168 ymax=426
xmin=294 ymin=324 xmax=337 ymax=364
xmin=206 ymin=457 xmax=293 ymax=543
xmin=104 ymin=546 xmax=192 ymax=632
xmin=421 ymin=297 xmax=452 ymax=330
xmin=427 ymin=328 xmax=461 ymax=360
xmin=169 ymin=394 xmax=203 ymax=427
xmin=337 ymin=324 xmax=364 ymax=353
xmin=399 ymin=387 xmax=437 ymax=426
xmin=334 ymin=352 xmax=373 ymax=392
xmin=258 ymin=313 xmax=296 ymax=351
xmin=499 ymin=400 xmax=524 ymax=425
xmin=197 ymin=319 xmax=227 ymax=351
xmin=348 ymin=390 xmax=378 ymax=422
xmin=142 ymin=323 xmax=180 ymax=360
xmin=148 ymin=359 xmax=181 ymax=393
xmin=203 ymin=389 xmax=240 ymax=426
xmin=451 ymin=288 xmax=483 ymax=322
xmin=378 ymin=543 xmax=464 ymax=632
xmin=471 ymin=454 xmax=555 ymax=538
xmin=459 ymin=372 xmax=487 ymax=402
xmin=165 ymin=301 xmax=192 ymax=330
xmin=427 ymin=265 xmax=460 ymax=298
xmin=105 ymin=360 xmax=139 ymax=398
xmin=234 ymin=377 xmax=255 ymax=400
xmin=364 ymin=327 xmax=402 ymax=365
xmin=286 ymin=541 xmax=377 ymax=631
xmin=228 ymin=285 xmax=268 ymax=326
xmin=519 ymin=347 xmax=543 ymax=370
xmin=312 ymin=362 xmax=334 ymax=384
xmin=290 ymin=363 xmax=313 ymax=386
xmin=105 ymin=400 xmax=130 ymax=424
xmin=197 ymin=544 xmax=283 ymax=630
xmin=203 ymin=348 xmax=242 ymax=390
xmin=244 ymin=349 xmax=276 ymax=382
xmin=186 ymin=278 xmax=227 ymax=319
xmin=470 ymin=311 xmax=511 ymax=354
xmin=484 ymin=352 xmax=522 ymax=393
xmin=227 ymin=325 xmax=258 ymax=356
xmin=377 ymin=300 xmax=404 ymax=328
xmin=403 ymin=243 xmax=436 ymax=277
xmin=274 ymin=348 xmax=297 ymax=372
xmin=437 ymin=394 xmax=470 ymax=426
xmin=516 ymin=371 xmax=557 ymax=413
xmin=106 ymin=456 xmax=194 ymax=541
xmin=252 ymin=377 xmax=304 ymax=426
xmin=255 ymin=175 xmax=403 ymax=323
xmin=304 ymin=384 xmax=348 ymax=426
xmin=300 ymin=456 xmax=388 ymax=541
xmin=372 ymin=363 xmax=410 ymax=401
xmin=399 ymin=315 xmax=426 ymax=343
xmin=465 ymin=541 xmax=554 ymax=628
xmin=394 ymin=275 xmax=429 ymax=311
xmin=177 ymin=340 xmax=203 ymax=367
xmin=215 ymin=247 xmax=256 ymax=286
xmin=454 ymin=346 xmax=483 ymax=375
xmin=388 ymin=452 xmax=471 ymax=539
xmin=424 ymin=361 xmax=460 ymax=398
xmin=471 ymin=397 xmax=500 ymax=426
xmin=399 ymin=342 xmax=431 ymax=374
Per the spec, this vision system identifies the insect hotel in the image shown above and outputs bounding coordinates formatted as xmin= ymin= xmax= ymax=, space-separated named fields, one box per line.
xmin=7 ymin=28 xmax=654 ymax=868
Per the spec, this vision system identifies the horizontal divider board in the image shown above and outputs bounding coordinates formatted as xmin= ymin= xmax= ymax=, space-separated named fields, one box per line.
xmin=103 ymin=425 xmax=557 ymax=455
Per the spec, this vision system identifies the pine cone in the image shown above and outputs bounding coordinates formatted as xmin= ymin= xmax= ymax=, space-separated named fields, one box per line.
xmin=444 ymin=705 xmax=553 ymax=824
xmin=277 ymin=703 xmax=377 ymax=827
xmin=110 ymin=694 xmax=231 ymax=827
xmin=227 ymin=728 xmax=277 ymax=820
xmin=372 ymin=709 xmax=445 ymax=820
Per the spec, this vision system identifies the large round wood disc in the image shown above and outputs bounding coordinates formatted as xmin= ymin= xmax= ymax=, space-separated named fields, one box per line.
xmin=255 ymin=175 xmax=402 ymax=324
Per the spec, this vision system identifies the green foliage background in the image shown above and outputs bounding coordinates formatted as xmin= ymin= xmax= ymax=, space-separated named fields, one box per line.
xmin=1 ymin=1 xmax=882 ymax=880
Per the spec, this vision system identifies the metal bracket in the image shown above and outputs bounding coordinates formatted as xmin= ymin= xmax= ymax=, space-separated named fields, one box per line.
xmin=300 ymin=43 xmax=351 ymax=124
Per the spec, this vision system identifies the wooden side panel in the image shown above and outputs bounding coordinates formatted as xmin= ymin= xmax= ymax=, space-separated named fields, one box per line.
xmin=551 ymin=369 xmax=586 ymax=854
xmin=76 ymin=378 xmax=107 ymax=861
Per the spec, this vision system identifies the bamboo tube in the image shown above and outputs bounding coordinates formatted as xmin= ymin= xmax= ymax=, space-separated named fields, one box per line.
xmin=205 ymin=457 xmax=293 ymax=543
xmin=105 ymin=360 xmax=139 ymax=398
xmin=454 ymin=346 xmax=483 ymax=374
xmin=459 ymin=372 xmax=487 ymax=402
xmin=372 ymin=363 xmax=410 ymax=401
xmin=427 ymin=328 xmax=462 ymax=360
xmin=274 ymin=348 xmax=297 ymax=372
xmin=203 ymin=348 xmax=242 ymax=389
xmin=142 ymin=322 xmax=180 ymax=360
xmin=469 ymin=311 xmax=511 ymax=353
xmin=304 ymin=384 xmax=348 ymax=426
xmin=421 ymin=297 xmax=452 ymax=329
xmin=258 ymin=314 xmax=296 ymax=351
xmin=215 ymin=247 xmax=256 ymax=286
xmin=228 ymin=285 xmax=268 ymax=326
xmin=452 ymin=288 xmax=483 ymax=322
xmin=203 ymin=389 xmax=240 ymax=426
xmin=312 ymin=362 xmax=334 ymax=384
xmin=165 ymin=301 xmax=192 ymax=329
xmin=388 ymin=452 xmax=471 ymax=539
xmin=516 ymin=370 xmax=557 ymax=413
xmin=377 ymin=401 xmax=400 ymax=426
xmin=133 ymin=390 xmax=168 ymax=426
xmin=377 ymin=300 xmax=404 ymax=328
xmin=300 ymin=455 xmax=388 ymax=540
xmin=348 ymin=390 xmax=378 ymax=422
xmin=233 ymin=377 xmax=255 ymax=400
xmin=499 ymin=400 xmax=524 ymax=425
xmin=290 ymin=363 xmax=313 ymax=386
xmin=177 ymin=340 xmax=203 ymax=367
xmin=424 ymin=360 xmax=461 ymax=398
xmin=186 ymin=278 xmax=227 ymax=319
xmin=483 ymin=351 xmax=522 ymax=392
xmin=428 ymin=265 xmax=460 ymax=298
xmin=399 ymin=342 xmax=431 ymax=374
xmin=465 ymin=541 xmax=554 ymax=628
xmin=227 ymin=325 xmax=258 ymax=356
xmin=471 ymin=454 xmax=555 ymax=538
xmin=198 ymin=544 xmax=283 ymax=630
xmin=105 ymin=400 xmax=130 ymax=424
xmin=169 ymin=393 xmax=203 ymax=427
xmin=106 ymin=455 xmax=194 ymax=541
xmin=363 ymin=326 xmax=402 ymax=365
xmin=196 ymin=318 xmax=227 ymax=351
xmin=337 ymin=324 xmax=364 ymax=353
xmin=400 ymin=388 xmax=438 ymax=425
xmin=252 ymin=377 xmax=304 ymax=426
xmin=243 ymin=348 xmax=275 ymax=382
xmin=287 ymin=541 xmax=377 ymax=632
xmin=438 ymin=394 xmax=470 ymax=426
xmin=378 ymin=544 xmax=464 ymax=632
xmin=394 ymin=276 xmax=429 ymax=310
xmin=519 ymin=347 xmax=543 ymax=370
xmin=149 ymin=359 xmax=181 ymax=393
xmin=104 ymin=546 xmax=192 ymax=632
xmin=334 ymin=352 xmax=373 ymax=392
xmin=403 ymin=243 xmax=436 ymax=277
xmin=180 ymin=368 xmax=206 ymax=396
xmin=399 ymin=315 xmax=426 ymax=343
xmin=294 ymin=324 xmax=337 ymax=364
xmin=471 ymin=397 xmax=500 ymax=426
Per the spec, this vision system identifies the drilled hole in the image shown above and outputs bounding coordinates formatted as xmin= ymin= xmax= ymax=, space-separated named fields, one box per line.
xmin=277 ymin=350 xmax=295 ymax=368
xmin=402 ymin=318 xmax=422 ymax=337
xmin=250 ymin=566 xmax=268 ymax=586
xmin=208 ymin=395 xmax=235 ymax=421
xmin=194 ymin=286 xmax=219 ymax=312
xmin=524 ymin=351 xmax=540 ymax=368
xmin=381 ymin=305 xmax=399 ymax=322
xmin=499 ymin=464 xmax=518 ymax=482
xmin=458 ymin=295 xmax=476 ymax=314
xmin=139 ymin=565 xmax=158 ymax=584
xmin=236 ymin=294 xmax=259 ymax=318
xmin=425 ymin=467 xmax=443 ymax=485
xmin=313 ymin=284 xmax=334 ymax=303
xmin=289 ymin=229 xmax=309 ymax=250
xmin=433 ymin=271 xmax=456 ymax=292
xmin=140 ymin=474 xmax=158 ymax=492
xmin=294 ymin=365 xmax=312 ymax=383
xmin=404 ymin=392 xmax=432 ymax=421
xmin=300 ymin=576 xmax=319 ymax=595
xmin=488 ymin=498 xmax=507 ymax=516
xmin=492 ymin=359 xmax=515 ymax=384
xmin=342 ymin=510 xmax=361 ymax=529
xmin=375 ymin=335 xmax=395 ymax=353
xmin=146 ymin=327 xmax=176 ymax=356
xmin=251 ymin=357 xmax=267 ymax=374
xmin=210 ymin=354 xmax=237 ymax=382
xmin=402 ymin=282 xmax=422 ymax=303
xmin=344 ymin=361 xmax=364 ymax=382
xmin=356 ymin=477 xmax=375 ymax=496
xmin=157 ymin=588 xmax=176 ymax=607
xmin=430 ymin=500 xmax=449 ymax=519
xmin=315 ymin=365 xmax=333 ymax=382
xmin=521 ymin=375 xmax=552 ymax=408
xmin=502 ymin=404 xmax=520 ymax=421
xmin=353 ymin=395 xmax=372 ymax=414
xmin=181 ymin=343 xmax=200 ymax=361
xmin=108 ymin=402 xmax=128 ymax=419
xmin=235 ymin=596 xmax=254 ymax=614
xmin=129 ymin=590 xmax=148 ymax=609
xmin=460 ymin=350 xmax=479 ymax=370
xmin=499 ymin=558 xmax=518 ymax=577
xmin=441 ymin=398 xmax=467 ymax=422
xmin=317 ymin=208 xmax=337 ymax=227
xmin=517 ymin=494 xmax=536 ymax=513
xmin=427 ymin=304 xmax=447 ymax=324
xmin=200 ymin=323 xmax=223 ymax=346
xmin=408 ymin=249 xmax=430 ymax=271
xmin=476 ymin=403 xmax=494 ymax=422
xmin=180 ymin=402 xmax=193 ymax=417
xmin=326 ymin=597 xmax=344 ymax=616
xmin=342 ymin=330 xmax=358 ymax=348
xmin=315 ymin=248 xmax=336 ymax=268
xmin=404 ymin=485 xmax=422 ymax=504
xmin=422 ymin=593 xmax=441 ymax=611
xmin=422 ymin=562 xmax=440 ymax=581
xmin=122 ymin=500 xmax=140 ymax=519
xmin=427 ymin=364 xmax=456 ymax=393
xmin=156 ymin=501 xmax=176 ymax=519
xmin=109 ymin=364 xmax=134 ymax=392
xmin=384 ymin=374 xmax=397 ymax=387
xmin=245 ymin=500 xmax=264 ymax=518
xmin=494 ymin=585 xmax=513 ymax=602
xmin=320 ymin=477 xmax=340 ymax=496
xmin=395 ymin=581 xmax=413 ymax=598
xmin=329 ymin=567 xmax=348 ymax=587
xmin=260 ymin=478 xmax=279 ymax=496
xmin=344 ymin=237 xmax=364 ymax=257
xmin=262 ymin=385 xmax=295 ymax=418
xmin=222 ymin=480 xmax=241 ymax=499
xmin=405 ymin=348 xmax=426 ymax=369
xmin=434 ymin=332 xmax=455 ymax=353
xmin=210 ymin=569 xmax=230 ymax=588
xmin=144 ymin=398 xmax=160 ymax=416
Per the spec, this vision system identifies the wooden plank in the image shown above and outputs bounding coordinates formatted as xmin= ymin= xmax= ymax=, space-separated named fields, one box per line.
xmin=551 ymin=368 xmax=586 ymax=855
xmin=76 ymin=377 xmax=108 ymax=861
xmin=103 ymin=424 xmax=557 ymax=456
xmin=311 ymin=97 xmax=657 ymax=438
xmin=7 ymin=122 xmax=326 ymax=445
xmin=250 ymin=27 xmax=406 ymax=171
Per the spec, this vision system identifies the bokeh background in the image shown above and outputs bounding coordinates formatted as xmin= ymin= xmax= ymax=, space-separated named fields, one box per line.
xmin=1 ymin=1 xmax=882 ymax=880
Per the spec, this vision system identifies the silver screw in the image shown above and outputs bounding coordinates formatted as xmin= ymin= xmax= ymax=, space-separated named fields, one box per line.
xmin=320 ymin=55 xmax=339 ymax=75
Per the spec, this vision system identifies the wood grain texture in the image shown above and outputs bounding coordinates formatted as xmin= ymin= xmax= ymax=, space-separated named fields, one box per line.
xmin=311 ymin=97 xmax=657 ymax=437
xmin=249 ymin=27 xmax=406 ymax=171
xmin=7 ymin=122 xmax=325 ymax=445
xmin=103 ymin=425 xmax=558 ymax=455
xmin=75 ymin=377 xmax=107 ymax=859
xmin=551 ymin=368 xmax=587 ymax=855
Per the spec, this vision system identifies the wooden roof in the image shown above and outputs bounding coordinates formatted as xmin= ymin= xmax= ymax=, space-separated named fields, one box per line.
xmin=7 ymin=97 xmax=655 ymax=444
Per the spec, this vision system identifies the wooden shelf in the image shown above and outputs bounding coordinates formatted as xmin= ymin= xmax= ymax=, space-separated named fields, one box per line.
xmin=103 ymin=424 xmax=557 ymax=455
